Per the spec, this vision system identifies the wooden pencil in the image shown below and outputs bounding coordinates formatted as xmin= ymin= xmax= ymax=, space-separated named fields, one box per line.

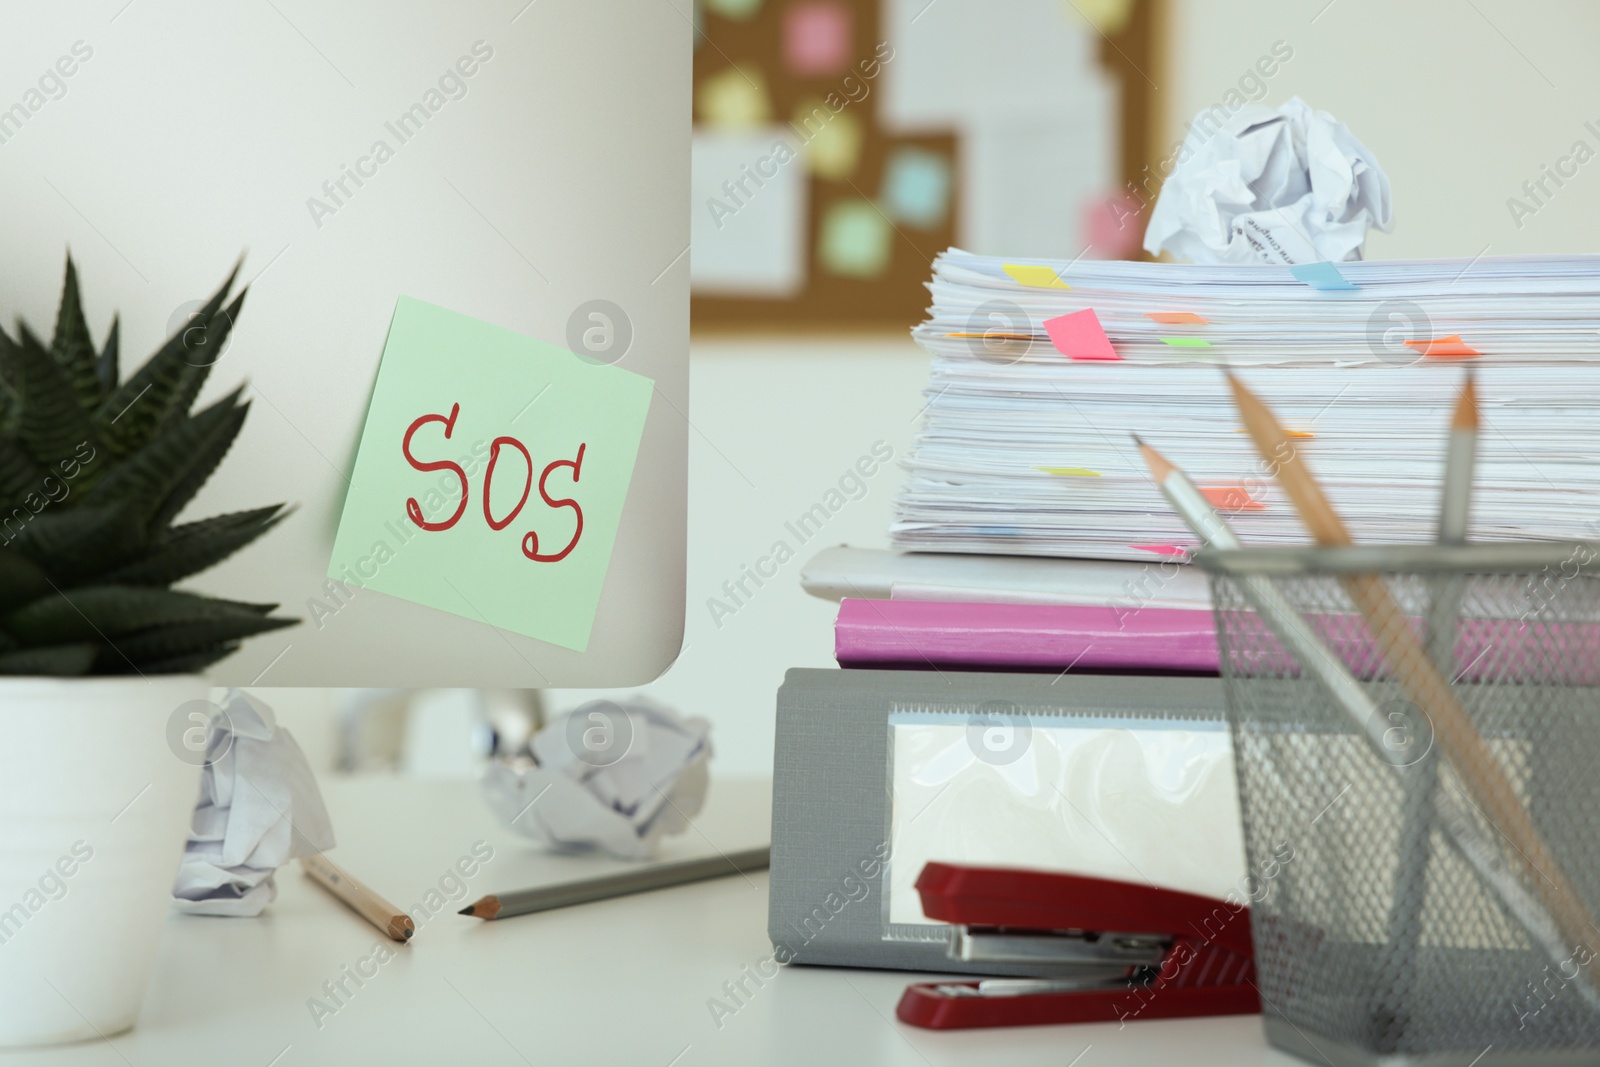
xmin=301 ymin=854 xmax=414 ymax=943
xmin=1439 ymin=372 xmax=1479 ymax=545
xmin=1138 ymin=434 xmax=1586 ymax=989
xmin=460 ymin=846 xmax=770 ymax=921
xmin=1224 ymin=370 xmax=1600 ymax=971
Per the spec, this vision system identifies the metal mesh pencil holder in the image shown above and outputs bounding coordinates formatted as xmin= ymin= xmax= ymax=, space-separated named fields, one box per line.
xmin=1196 ymin=542 xmax=1600 ymax=1067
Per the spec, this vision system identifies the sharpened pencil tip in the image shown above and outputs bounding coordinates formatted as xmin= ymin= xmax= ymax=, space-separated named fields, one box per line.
xmin=458 ymin=905 xmax=475 ymax=916
xmin=1134 ymin=436 xmax=1175 ymax=482
xmin=1453 ymin=372 xmax=1480 ymax=431
xmin=1130 ymin=432 xmax=1145 ymax=447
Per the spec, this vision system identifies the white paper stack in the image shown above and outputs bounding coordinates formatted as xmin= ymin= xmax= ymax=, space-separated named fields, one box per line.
xmin=892 ymin=250 xmax=1600 ymax=560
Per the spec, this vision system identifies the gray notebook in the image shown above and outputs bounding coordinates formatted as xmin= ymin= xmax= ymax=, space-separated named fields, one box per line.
xmin=770 ymin=668 xmax=1233 ymax=975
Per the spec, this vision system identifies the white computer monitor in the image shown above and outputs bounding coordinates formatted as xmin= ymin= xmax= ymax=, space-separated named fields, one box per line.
xmin=0 ymin=1 xmax=688 ymax=686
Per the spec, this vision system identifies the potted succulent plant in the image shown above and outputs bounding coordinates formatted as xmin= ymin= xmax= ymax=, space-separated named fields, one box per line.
xmin=0 ymin=258 xmax=293 ymax=1046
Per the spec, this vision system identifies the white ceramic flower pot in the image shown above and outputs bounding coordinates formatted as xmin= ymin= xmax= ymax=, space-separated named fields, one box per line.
xmin=0 ymin=676 xmax=206 ymax=1047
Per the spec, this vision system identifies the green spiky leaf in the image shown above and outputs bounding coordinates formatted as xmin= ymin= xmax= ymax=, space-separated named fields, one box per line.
xmin=101 ymin=505 xmax=287 ymax=586
xmin=14 ymin=324 xmax=96 ymax=467
xmin=51 ymin=258 xmax=102 ymax=412
xmin=0 ymin=254 xmax=294 ymax=675
xmin=109 ymin=614 xmax=295 ymax=664
xmin=6 ymin=505 xmax=144 ymax=580
xmin=4 ymin=585 xmax=279 ymax=646
xmin=0 ymin=438 xmax=43 ymax=508
xmin=0 ymin=643 xmax=98 ymax=676
xmin=0 ymin=547 xmax=51 ymax=614
xmin=125 ymin=645 xmax=239 ymax=675
xmin=0 ymin=327 xmax=17 ymax=435
xmin=95 ymin=263 xmax=239 ymax=456
xmin=96 ymin=316 xmax=119 ymax=398
xmin=85 ymin=388 xmax=246 ymax=525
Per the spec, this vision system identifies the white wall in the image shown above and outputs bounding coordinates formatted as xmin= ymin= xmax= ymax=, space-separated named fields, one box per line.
xmin=1162 ymin=0 xmax=1600 ymax=257
xmin=543 ymin=338 xmax=930 ymax=776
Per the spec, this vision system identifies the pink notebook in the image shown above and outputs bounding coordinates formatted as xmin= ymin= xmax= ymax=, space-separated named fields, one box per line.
xmin=834 ymin=599 xmax=1600 ymax=683
xmin=834 ymin=599 xmax=1218 ymax=673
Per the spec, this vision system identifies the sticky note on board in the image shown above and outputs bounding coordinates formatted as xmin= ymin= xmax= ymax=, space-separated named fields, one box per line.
xmin=819 ymin=200 xmax=891 ymax=277
xmin=1071 ymin=0 xmax=1134 ymax=35
xmin=1199 ymin=486 xmax=1265 ymax=512
xmin=1404 ymin=335 xmax=1481 ymax=359
xmin=330 ymin=297 xmax=653 ymax=652
xmin=1043 ymin=308 xmax=1120 ymax=361
xmin=1002 ymin=264 xmax=1070 ymax=289
xmin=883 ymin=147 xmax=952 ymax=228
xmin=1146 ymin=312 xmax=1208 ymax=325
xmin=783 ymin=1 xmax=852 ymax=76
xmin=706 ymin=0 xmax=764 ymax=19
xmin=797 ymin=102 xmax=862 ymax=179
xmin=1290 ymin=261 xmax=1359 ymax=291
xmin=697 ymin=66 xmax=773 ymax=128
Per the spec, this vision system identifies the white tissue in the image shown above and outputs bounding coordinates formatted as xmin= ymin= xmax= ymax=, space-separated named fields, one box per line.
xmin=172 ymin=690 xmax=336 ymax=917
xmin=481 ymin=699 xmax=712 ymax=860
xmin=1144 ymin=97 xmax=1392 ymax=265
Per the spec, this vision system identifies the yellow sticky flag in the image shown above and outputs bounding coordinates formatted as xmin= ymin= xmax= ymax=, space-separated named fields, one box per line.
xmin=1036 ymin=466 xmax=1101 ymax=477
xmin=1003 ymin=264 xmax=1070 ymax=290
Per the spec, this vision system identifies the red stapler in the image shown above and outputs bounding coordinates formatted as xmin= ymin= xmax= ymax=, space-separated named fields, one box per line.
xmin=895 ymin=862 xmax=1260 ymax=1030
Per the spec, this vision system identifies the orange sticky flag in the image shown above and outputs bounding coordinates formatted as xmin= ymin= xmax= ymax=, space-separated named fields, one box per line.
xmin=1199 ymin=485 xmax=1265 ymax=512
xmin=1403 ymin=335 xmax=1480 ymax=359
xmin=1144 ymin=312 xmax=1209 ymax=325
xmin=1234 ymin=429 xmax=1314 ymax=439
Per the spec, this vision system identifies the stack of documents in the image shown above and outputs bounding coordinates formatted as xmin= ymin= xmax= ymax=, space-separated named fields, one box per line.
xmin=892 ymin=250 xmax=1600 ymax=560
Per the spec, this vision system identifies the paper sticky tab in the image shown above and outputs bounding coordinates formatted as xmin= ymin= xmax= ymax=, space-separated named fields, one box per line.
xmin=1145 ymin=312 xmax=1209 ymax=324
xmin=797 ymin=99 xmax=862 ymax=179
xmin=1404 ymin=335 xmax=1481 ymax=359
xmin=1135 ymin=545 xmax=1189 ymax=557
xmin=706 ymin=0 xmax=764 ymax=19
xmin=1161 ymin=337 xmax=1212 ymax=347
xmin=1199 ymin=486 xmax=1265 ymax=512
xmin=819 ymin=200 xmax=891 ymax=277
xmin=1003 ymin=264 xmax=1070 ymax=289
xmin=1043 ymin=308 xmax=1120 ymax=361
xmin=1236 ymin=428 xmax=1314 ymax=439
xmin=883 ymin=147 xmax=952 ymax=228
xmin=1290 ymin=261 xmax=1359 ymax=291
xmin=945 ymin=332 xmax=1034 ymax=341
xmin=783 ymin=1 xmax=852 ymax=76
xmin=1035 ymin=466 xmax=1101 ymax=477
xmin=330 ymin=297 xmax=654 ymax=652
xmin=697 ymin=65 xmax=772 ymax=128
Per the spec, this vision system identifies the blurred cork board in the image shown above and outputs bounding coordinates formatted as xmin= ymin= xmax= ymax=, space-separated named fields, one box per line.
xmin=690 ymin=0 xmax=1165 ymax=333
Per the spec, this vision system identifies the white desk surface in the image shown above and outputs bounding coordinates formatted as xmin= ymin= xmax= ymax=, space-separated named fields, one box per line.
xmin=0 ymin=775 xmax=1306 ymax=1067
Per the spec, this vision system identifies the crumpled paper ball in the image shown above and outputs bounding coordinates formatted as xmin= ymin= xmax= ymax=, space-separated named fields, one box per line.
xmin=172 ymin=690 xmax=336 ymax=916
xmin=481 ymin=699 xmax=712 ymax=860
xmin=1144 ymin=96 xmax=1392 ymax=265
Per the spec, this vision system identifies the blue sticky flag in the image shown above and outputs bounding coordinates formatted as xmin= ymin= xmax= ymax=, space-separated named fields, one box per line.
xmin=1290 ymin=261 xmax=1359 ymax=291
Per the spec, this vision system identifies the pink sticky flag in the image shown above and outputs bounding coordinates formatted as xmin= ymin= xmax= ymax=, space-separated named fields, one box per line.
xmin=783 ymin=2 xmax=853 ymax=77
xmin=1136 ymin=545 xmax=1189 ymax=557
xmin=1042 ymin=308 xmax=1120 ymax=361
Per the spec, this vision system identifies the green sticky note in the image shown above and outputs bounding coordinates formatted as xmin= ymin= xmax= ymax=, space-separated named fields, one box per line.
xmin=330 ymin=297 xmax=653 ymax=652
xmin=819 ymin=200 xmax=892 ymax=278
xmin=1160 ymin=336 xmax=1213 ymax=347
